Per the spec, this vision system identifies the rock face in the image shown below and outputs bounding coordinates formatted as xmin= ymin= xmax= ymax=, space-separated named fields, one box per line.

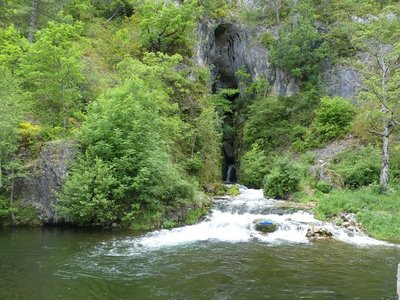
xmin=322 ymin=62 xmax=360 ymax=100
xmin=196 ymin=19 xmax=298 ymax=96
xmin=195 ymin=2 xmax=360 ymax=99
xmin=15 ymin=140 xmax=76 ymax=223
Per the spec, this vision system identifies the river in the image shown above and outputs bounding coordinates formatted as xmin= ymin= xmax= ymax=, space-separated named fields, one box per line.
xmin=0 ymin=187 xmax=399 ymax=299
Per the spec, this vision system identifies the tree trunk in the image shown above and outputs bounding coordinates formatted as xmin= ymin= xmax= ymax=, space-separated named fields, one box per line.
xmin=61 ymin=79 xmax=66 ymax=134
xmin=273 ymin=0 xmax=281 ymax=25
xmin=28 ymin=0 xmax=39 ymax=43
xmin=0 ymin=159 xmax=2 ymax=190
xmin=380 ymin=116 xmax=390 ymax=193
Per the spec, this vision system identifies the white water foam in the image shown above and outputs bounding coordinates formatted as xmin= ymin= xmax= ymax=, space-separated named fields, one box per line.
xmin=100 ymin=187 xmax=395 ymax=255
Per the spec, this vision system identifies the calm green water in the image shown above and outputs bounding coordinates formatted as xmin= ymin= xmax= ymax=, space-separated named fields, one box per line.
xmin=0 ymin=227 xmax=399 ymax=300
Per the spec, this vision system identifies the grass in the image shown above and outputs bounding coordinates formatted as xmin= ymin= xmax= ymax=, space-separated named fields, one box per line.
xmin=314 ymin=185 xmax=400 ymax=242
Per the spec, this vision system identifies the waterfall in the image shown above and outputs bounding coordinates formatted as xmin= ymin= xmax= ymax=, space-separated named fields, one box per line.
xmin=225 ymin=164 xmax=236 ymax=182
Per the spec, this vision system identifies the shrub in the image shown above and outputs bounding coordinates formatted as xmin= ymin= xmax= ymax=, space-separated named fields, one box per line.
xmin=313 ymin=96 xmax=355 ymax=141
xmin=316 ymin=180 xmax=333 ymax=193
xmin=263 ymin=157 xmax=302 ymax=200
xmin=0 ymin=197 xmax=11 ymax=220
xmin=239 ymin=143 xmax=268 ymax=188
xmin=56 ymin=157 xmax=120 ymax=226
xmin=269 ymin=14 xmax=325 ymax=79
xmin=243 ymin=93 xmax=317 ymax=153
xmin=57 ymin=77 xmax=197 ymax=227
xmin=332 ymin=146 xmax=381 ymax=189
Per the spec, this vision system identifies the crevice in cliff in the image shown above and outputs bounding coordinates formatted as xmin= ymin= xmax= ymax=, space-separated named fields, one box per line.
xmin=210 ymin=23 xmax=246 ymax=182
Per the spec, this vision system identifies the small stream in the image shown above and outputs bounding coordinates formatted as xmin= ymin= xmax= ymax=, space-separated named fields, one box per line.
xmin=0 ymin=187 xmax=399 ymax=299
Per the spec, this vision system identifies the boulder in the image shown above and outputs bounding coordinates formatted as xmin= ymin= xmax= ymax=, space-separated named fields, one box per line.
xmin=255 ymin=220 xmax=278 ymax=233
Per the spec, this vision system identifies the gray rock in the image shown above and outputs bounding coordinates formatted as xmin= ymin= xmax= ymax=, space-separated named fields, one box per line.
xmin=15 ymin=140 xmax=77 ymax=223
xmin=322 ymin=61 xmax=360 ymax=100
xmin=306 ymin=226 xmax=333 ymax=239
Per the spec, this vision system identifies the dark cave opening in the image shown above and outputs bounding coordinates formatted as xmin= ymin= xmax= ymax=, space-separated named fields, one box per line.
xmin=211 ymin=23 xmax=244 ymax=183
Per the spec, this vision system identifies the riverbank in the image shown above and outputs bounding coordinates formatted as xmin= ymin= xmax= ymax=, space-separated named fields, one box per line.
xmin=312 ymin=185 xmax=400 ymax=243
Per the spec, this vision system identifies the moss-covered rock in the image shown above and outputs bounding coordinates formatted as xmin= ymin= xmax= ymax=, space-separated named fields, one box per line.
xmin=226 ymin=185 xmax=240 ymax=196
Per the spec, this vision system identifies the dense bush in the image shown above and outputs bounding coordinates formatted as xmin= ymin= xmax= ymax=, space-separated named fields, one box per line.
xmin=332 ymin=146 xmax=381 ymax=189
xmin=239 ymin=143 xmax=268 ymax=188
xmin=263 ymin=157 xmax=302 ymax=200
xmin=56 ymin=157 xmax=120 ymax=226
xmin=312 ymin=97 xmax=355 ymax=141
xmin=243 ymin=92 xmax=318 ymax=153
xmin=316 ymin=180 xmax=333 ymax=194
xmin=57 ymin=77 xmax=196 ymax=227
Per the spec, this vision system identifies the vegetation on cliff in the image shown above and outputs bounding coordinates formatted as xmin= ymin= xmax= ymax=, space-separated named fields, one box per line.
xmin=0 ymin=0 xmax=399 ymax=240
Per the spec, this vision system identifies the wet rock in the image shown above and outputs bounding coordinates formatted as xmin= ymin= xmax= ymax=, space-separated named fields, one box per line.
xmin=306 ymin=226 xmax=333 ymax=239
xmin=255 ymin=220 xmax=278 ymax=233
xmin=340 ymin=213 xmax=364 ymax=233
xmin=342 ymin=221 xmax=351 ymax=227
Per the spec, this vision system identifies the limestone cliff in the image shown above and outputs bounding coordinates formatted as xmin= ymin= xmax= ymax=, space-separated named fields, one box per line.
xmin=195 ymin=1 xmax=359 ymax=99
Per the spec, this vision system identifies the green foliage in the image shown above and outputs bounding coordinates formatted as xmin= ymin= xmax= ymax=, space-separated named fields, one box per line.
xmin=210 ymin=88 xmax=238 ymax=115
xmin=18 ymin=21 xmax=84 ymax=130
xmin=0 ymin=66 xmax=26 ymax=159
xmin=117 ymin=54 xmax=222 ymax=185
xmin=0 ymin=66 xmax=28 ymax=196
xmin=315 ymin=186 xmax=400 ymax=242
xmin=14 ymin=203 xmax=42 ymax=226
xmin=301 ymin=96 xmax=355 ymax=149
xmin=57 ymin=76 xmax=197 ymax=226
xmin=316 ymin=180 xmax=333 ymax=194
xmin=226 ymin=185 xmax=240 ymax=196
xmin=0 ymin=196 xmax=12 ymax=220
xmin=269 ymin=13 xmax=326 ymax=79
xmin=198 ymin=0 xmax=231 ymax=19
xmin=331 ymin=146 xmax=381 ymax=189
xmin=243 ymin=92 xmax=318 ymax=152
xmin=0 ymin=24 xmax=29 ymax=70
xmin=263 ymin=157 xmax=302 ymax=200
xmin=239 ymin=143 xmax=268 ymax=188
xmin=56 ymin=157 xmax=119 ymax=226
xmin=138 ymin=0 xmax=199 ymax=55
xmin=313 ymin=97 xmax=355 ymax=140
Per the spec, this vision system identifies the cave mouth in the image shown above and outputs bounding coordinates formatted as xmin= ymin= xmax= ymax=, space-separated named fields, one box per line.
xmin=211 ymin=23 xmax=245 ymax=183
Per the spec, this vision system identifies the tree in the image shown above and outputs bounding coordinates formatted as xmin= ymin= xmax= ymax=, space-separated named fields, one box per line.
xmin=239 ymin=143 xmax=268 ymax=188
xmin=28 ymin=0 xmax=39 ymax=42
xmin=18 ymin=21 xmax=84 ymax=131
xmin=353 ymin=12 xmax=400 ymax=192
xmin=269 ymin=12 xmax=326 ymax=80
xmin=0 ymin=24 xmax=29 ymax=71
xmin=0 ymin=66 xmax=28 ymax=223
xmin=138 ymin=0 xmax=199 ymax=55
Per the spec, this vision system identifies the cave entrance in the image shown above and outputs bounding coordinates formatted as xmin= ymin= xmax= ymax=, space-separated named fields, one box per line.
xmin=211 ymin=23 xmax=245 ymax=183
